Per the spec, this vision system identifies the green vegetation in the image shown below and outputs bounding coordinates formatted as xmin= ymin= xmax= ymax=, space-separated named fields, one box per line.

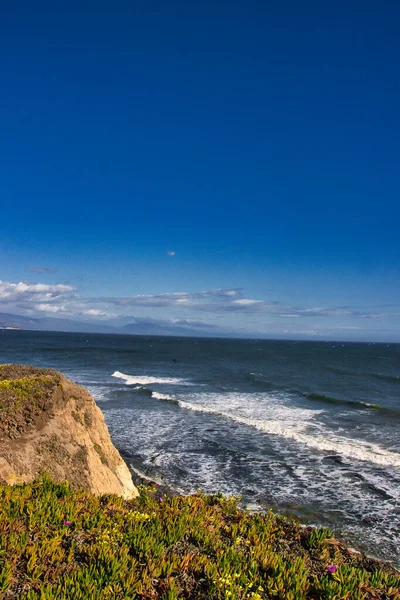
xmin=0 ymin=365 xmax=60 ymax=439
xmin=0 ymin=476 xmax=398 ymax=599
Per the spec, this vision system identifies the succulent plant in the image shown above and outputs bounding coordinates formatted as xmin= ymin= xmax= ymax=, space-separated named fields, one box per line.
xmin=0 ymin=475 xmax=398 ymax=599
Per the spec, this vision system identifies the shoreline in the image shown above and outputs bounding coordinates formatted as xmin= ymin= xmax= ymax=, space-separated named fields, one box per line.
xmin=127 ymin=461 xmax=400 ymax=573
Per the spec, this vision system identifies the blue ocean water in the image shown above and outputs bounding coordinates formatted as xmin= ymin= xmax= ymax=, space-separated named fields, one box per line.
xmin=1 ymin=330 xmax=399 ymax=564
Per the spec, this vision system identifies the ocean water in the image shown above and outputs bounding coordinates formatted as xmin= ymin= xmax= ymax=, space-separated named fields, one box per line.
xmin=1 ymin=330 xmax=399 ymax=565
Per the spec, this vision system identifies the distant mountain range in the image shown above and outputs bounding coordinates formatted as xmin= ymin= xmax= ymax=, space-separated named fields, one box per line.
xmin=0 ymin=312 xmax=230 ymax=338
xmin=0 ymin=312 xmax=115 ymax=333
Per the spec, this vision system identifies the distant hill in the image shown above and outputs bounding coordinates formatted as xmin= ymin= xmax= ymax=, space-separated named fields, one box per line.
xmin=0 ymin=312 xmax=228 ymax=338
xmin=0 ymin=312 xmax=39 ymax=329
xmin=0 ymin=312 xmax=116 ymax=334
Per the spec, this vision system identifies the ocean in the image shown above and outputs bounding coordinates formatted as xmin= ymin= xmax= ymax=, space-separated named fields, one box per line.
xmin=1 ymin=330 xmax=399 ymax=565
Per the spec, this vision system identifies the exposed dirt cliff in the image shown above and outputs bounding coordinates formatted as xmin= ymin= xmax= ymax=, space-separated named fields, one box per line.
xmin=0 ymin=364 xmax=138 ymax=498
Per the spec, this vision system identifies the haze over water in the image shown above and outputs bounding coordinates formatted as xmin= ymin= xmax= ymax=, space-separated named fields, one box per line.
xmin=2 ymin=330 xmax=399 ymax=565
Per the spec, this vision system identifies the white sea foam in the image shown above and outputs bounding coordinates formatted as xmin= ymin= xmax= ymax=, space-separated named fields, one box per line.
xmin=103 ymin=402 xmax=400 ymax=563
xmin=151 ymin=391 xmax=176 ymax=401
xmin=128 ymin=464 xmax=174 ymax=489
xmin=86 ymin=387 xmax=109 ymax=402
xmin=112 ymin=370 xmax=189 ymax=386
xmin=169 ymin=392 xmax=400 ymax=469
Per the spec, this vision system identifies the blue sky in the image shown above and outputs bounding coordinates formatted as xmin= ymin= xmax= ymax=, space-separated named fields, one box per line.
xmin=1 ymin=0 xmax=399 ymax=340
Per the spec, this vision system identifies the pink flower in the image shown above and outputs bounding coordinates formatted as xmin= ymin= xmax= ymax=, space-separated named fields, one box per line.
xmin=327 ymin=565 xmax=337 ymax=573
xmin=159 ymin=497 xmax=163 ymax=502
xmin=63 ymin=521 xmax=71 ymax=527
xmin=58 ymin=499 xmax=64 ymax=503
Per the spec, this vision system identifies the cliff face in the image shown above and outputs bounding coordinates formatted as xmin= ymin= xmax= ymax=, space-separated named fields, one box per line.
xmin=0 ymin=364 xmax=138 ymax=499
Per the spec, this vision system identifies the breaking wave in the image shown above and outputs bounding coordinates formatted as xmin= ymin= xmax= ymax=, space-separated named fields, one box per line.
xmin=151 ymin=391 xmax=400 ymax=468
xmin=177 ymin=401 xmax=400 ymax=467
xmin=151 ymin=391 xmax=179 ymax=404
xmin=112 ymin=371 xmax=190 ymax=386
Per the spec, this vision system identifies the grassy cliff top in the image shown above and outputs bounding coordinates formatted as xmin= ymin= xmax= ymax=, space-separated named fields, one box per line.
xmin=0 ymin=476 xmax=398 ymax=600
xmin=0 ymin=364 xmax=61 ymax=439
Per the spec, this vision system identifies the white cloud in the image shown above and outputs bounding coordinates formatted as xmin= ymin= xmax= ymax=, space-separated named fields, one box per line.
xmin=358 ymin=312 xmax=400 ymax=319
xmin=93 ymin=289 xmax=244 ymax=309
xmin=34 ymin=303 xmax=65 ymax=313
xmin=84 ymin=309 xmax=109 ymax=317
xmin=167 ymin=251 xmax=176 ymax=257
xmin=1 ymin=278 xmax=399 ymax=331
xmin=232 ymin=299 xmax=263 ymax=306
xmin=224 ymin=290 xmax=240 ymax=297
xmin=298 ymin=307 xmax=353 ymax=317
xmin=0 ymin=280 xmax=75 ymax=302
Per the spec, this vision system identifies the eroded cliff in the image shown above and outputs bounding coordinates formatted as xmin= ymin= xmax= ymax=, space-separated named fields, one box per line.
xmin=0 ymin=364 xmax=138 ymax=498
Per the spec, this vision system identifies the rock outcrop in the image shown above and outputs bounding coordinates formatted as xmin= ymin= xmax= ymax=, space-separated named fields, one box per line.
xmin=0 ymin=364 xmax=138 ymax=498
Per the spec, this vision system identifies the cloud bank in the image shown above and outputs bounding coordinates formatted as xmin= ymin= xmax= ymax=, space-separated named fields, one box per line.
xmin=0 ymin=279 xmax=399 ymax=339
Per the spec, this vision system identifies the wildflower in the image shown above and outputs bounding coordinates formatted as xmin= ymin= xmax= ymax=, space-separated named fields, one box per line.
xmin=63 ymin=521 xmax=71 ymax=527
xmin=127 ymin=510 xmax=151 ymax=521
xmin=327 ymin=564 xmax=337 ymax=573
xmin=159 ymin=497 xmax=163 ymax=502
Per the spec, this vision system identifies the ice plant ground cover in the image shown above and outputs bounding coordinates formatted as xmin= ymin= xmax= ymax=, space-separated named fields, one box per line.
xmin=0 ymin=476 xmax=399 ymax=599
xmin=0 ymin=365 xmax=60 ymax=439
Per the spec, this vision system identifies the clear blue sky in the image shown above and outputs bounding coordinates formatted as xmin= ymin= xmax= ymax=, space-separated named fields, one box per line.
xmin=1 ymin=0 xmax=399 ymax=340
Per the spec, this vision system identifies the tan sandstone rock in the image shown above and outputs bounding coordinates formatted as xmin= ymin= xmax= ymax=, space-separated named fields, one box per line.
xmin=0 ymin=364 xmax=138 ymax=498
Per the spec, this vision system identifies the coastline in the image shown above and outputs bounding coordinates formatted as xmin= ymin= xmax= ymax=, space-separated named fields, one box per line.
xmin=2 ymin=332 xmax=400 ymax=573
xmin=0 ymin=360 xmax=399 ymax=597
xmin=127 ymin=460 xmax=400 ymax=574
